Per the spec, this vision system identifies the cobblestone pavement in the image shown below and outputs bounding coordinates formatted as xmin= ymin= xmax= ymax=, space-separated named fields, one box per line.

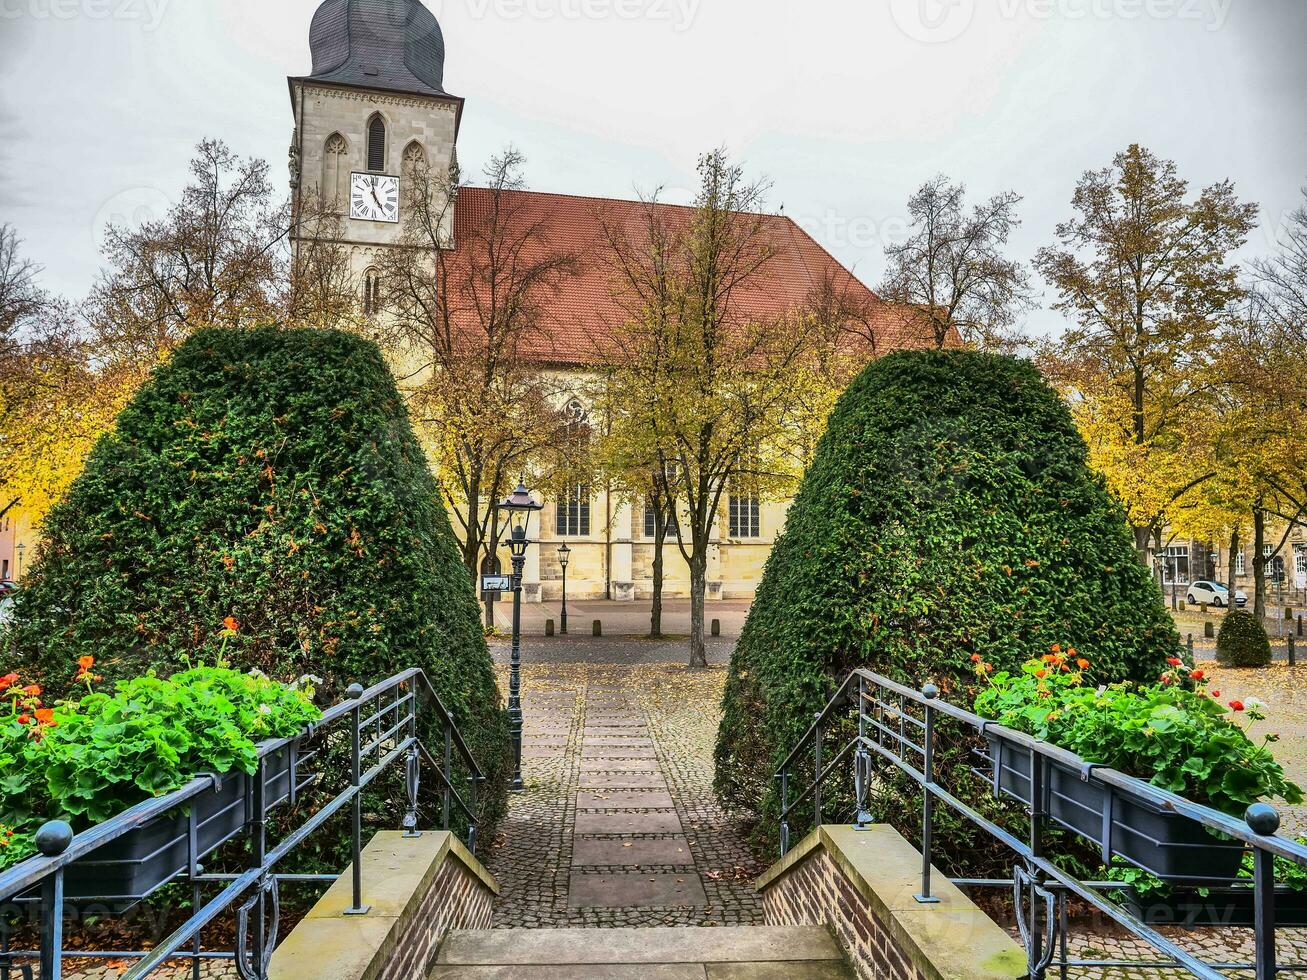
xmin=484 ymin=661 xmax=765 ymax=929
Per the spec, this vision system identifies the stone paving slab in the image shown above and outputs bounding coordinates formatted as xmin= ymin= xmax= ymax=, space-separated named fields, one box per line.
xmin=578 ymin=772 xmax=669 ymax=789
xmin=578 ymin=757 xmax=660 ymax=771
xmin=583 ymin=724 xmax=649 ymax=734
xmin=574 ymin=810 xmax=683 ymax=834
xmin=430 ymin=966 xmax=707 ymax=979
xmin=522 ymin=747 xmax=567 ymax=758
xmin=580 ymin=746 xmax=658 ymax=758
xmin=582 ymin=737 xmax=654 ymax=747
xmin=576 ymin=790 xmax=676 ymax=809
xmin=571 ymin=837 xmax=695 ymax=866
xmin=566 ymin=872 xmax=708 ymax=908
xmin=441 ymin=926 xmax=843 ymax=964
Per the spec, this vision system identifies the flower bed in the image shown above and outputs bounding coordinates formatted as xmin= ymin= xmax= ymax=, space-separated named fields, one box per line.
xmin=1 ymin=634 xmax=321 ymax=899
xmin=974 ymin=647 xmax=1301 ymax=881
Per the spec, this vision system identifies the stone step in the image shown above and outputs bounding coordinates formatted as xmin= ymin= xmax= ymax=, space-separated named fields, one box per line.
xmin=433 ymin=927 xmax=851 ymax=972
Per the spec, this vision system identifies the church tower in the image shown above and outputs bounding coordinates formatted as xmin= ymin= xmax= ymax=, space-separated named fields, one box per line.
xmin=288 ymin=0 xmax=462 ymax=292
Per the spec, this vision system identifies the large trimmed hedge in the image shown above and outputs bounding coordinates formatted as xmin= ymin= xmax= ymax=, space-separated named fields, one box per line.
xmin=715 ymin=350 xmax=1180 ymax=843
xmin=8 ymin=326 xmax=509 ymax=832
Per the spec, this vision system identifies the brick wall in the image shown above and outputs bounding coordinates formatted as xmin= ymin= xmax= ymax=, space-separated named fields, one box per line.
xmin=378 ymin=854 xmax=494 ymax=980
xmin=763 ymin=847 xmax=926 ymax=980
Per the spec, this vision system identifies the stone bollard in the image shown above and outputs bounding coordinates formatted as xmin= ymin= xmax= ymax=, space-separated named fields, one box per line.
xmin=711 ymin=619 xmax=721 ymax=638
xmin=545 ymin=619 xmax=555 ymax=638
xmin=1178 ymin=601 xmax=1186 ymax=612
xmin=1200 ymin=602 xmax=1208 ymax=614
xmin=1287 ymin=607 xmax=1296 ymax=620
xmin=592 ymin=620 xmax=602 ymax=637
xmin=1205 ymin=621 xmax=1215 ymax=640
xmin=1299 ymin=615 xmax=1304 ymax=637
xmin=1290 ymin=634 xmax=1297 ymax=667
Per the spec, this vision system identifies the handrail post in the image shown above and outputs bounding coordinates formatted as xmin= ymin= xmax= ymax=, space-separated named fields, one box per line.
xmin=914 ymin=684 xmax=940 ymax=904
xmin=812 ymin=712 xmax=823 ymax=832
xmin=344 ymin=684 xmax=371 ymax=916
xmin=442 ymin=718 xmax=454 ymax=832
xmin=853 ymin=674 xmax=872 ymax=830
xmin=1248 ymin=803 xmax=1281 ymax=980
xmin=33 ymin=821 xmax=72 ymax=980
xmin=779 ymin=769 xmax=791 ymax=856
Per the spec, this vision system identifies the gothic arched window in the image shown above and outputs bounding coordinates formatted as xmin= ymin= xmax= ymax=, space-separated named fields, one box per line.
xmin=367 ymin=114 xmax=387 ymax=172
xmin=402 ymin=141 xmax=427 ymax=175
xmin=362 ymin=268 xmax=383 ymax=316
xmin=323 ymin=133 xmax=347 ymax=209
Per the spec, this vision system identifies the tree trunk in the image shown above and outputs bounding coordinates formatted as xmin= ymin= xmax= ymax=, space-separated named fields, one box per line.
xmin=688 ymin=553 xmax=708 ymax=669
xmin=1134 ymin=524 xmax=1152 ymax=569
xmin=650 ymin=532 xmax=665 ymax=639
xmin=1253 ymin=508 xmax=1268 ymax=621
xmin=1227 ymin=528 xmax=1240 ymax=597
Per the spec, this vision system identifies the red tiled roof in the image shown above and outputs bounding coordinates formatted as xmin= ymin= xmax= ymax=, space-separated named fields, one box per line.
xmin=450 ymin=186 xmax=945 ymax=367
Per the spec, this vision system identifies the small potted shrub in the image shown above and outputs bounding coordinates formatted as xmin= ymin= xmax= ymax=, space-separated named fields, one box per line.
xmin=1 ymin=633 xmax=321 ymax=902
xmin=975 ymin=647 xmax=1300 ymax=881
xmin=1217 ymin=611 xmax=1272 ymax=668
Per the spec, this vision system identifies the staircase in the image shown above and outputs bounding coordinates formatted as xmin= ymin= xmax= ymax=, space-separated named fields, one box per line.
xmin=430 ymin=924 xmax=854 ymax=978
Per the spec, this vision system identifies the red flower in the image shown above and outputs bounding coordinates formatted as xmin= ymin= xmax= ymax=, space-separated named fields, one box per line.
xmin=1067 ymin=647 xmax=1077 ymax=658
xmin=0 ymin=673 xmax=17 ymax=693
xmin=1167 ymin=658 xmax=1182 ymax=667
xmin=16 ymin=714 xmax=29 ymax=725
xmin=970 ymin=653 xmax=982 ymax=663
xmin=223 ymin=616 xmax=240 ymax=633
xmin=1229 ymin=700 xmax=1246 ymax=712
xmin=1190 ymin=670 xmax=1205 ymax=681
xmin=20 ymin=684 xmax=40 ymax=697
xmin=1211 ymin=690 xmax=1221 ymax=698
xmin=77 ymin=655 xmax=95 ymax=671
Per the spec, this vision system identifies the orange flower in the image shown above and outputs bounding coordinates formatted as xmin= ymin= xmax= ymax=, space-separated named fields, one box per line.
xmin=20 ymin=685 xmax=40 ymax=698
xmin=223 ymin=616 xmax=239 ymax=633
xmin=1076 ymin=659 xmax=1090 ymax=670
xmin=16 ymin=714 xmax=29 ymax=725
xmin=0 ymin=673 xmax=17 ymax=692
xmin=1035 ymin=669 xmax=1048 ymax=679
xmin=1067 ymin=647 xmax=1077 ymax=658
xmin=1051 ymin=644 xmax=1062 ymax=654
xmin=1190 ymin=670 xmax=1205 ymax=681
xmin=34 ymin=708 xmax=55 ymax=726
xmin=970 ymin=653 xmax=982 ymax=663
xmin=78 ymin=655 xmax=95 ymax=671
xmin=1167 ymin=658 xmax=1182 ymax=667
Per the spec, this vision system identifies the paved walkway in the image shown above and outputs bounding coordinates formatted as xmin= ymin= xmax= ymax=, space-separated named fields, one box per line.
xmin=485 ymin=662 xmax=764 ymax=929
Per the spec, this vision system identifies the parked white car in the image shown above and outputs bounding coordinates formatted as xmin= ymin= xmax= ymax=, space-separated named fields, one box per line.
xmin=1186 ymin=580 xmax=1247 ymax=608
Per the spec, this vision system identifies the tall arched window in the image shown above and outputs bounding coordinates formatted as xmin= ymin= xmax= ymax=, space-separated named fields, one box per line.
xmin=362 ymin=268 xmax=383 ymax=316
xmin=322 ymin=133 xmax=347 ymax=210
xmin=367 ymin=114 xmax=387 ymax=172
xmin=556 ymin=400 xmax=591 ymax=536
xmin=402 ymin=141 xmax=427 ymax=176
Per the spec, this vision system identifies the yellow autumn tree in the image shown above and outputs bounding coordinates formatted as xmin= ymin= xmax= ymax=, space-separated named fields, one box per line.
xmin=1037 ymin=144 xmax=1258 ymax=564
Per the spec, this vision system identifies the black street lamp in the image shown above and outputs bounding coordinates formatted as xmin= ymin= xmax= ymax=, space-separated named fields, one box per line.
xmin=14 ymin=543 xmax=24 ymax=581
xmin=557 ymin=543 xmax=571 ymax=635
xmin=497 ymin=480 xmax=543 ymax=792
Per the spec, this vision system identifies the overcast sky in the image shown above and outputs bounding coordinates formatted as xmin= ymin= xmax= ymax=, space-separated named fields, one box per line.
xmin=2 ymin=0 xmax=1305 ymax=338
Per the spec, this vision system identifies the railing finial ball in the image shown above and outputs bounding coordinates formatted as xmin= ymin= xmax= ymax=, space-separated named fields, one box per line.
xmin=35 ymin=819 xmax=74 ymax=857
xmin=345 ymin=683 xmax=365 ymax=700
xmin=922 ymin=683 xmax=939 ymax=700
xmin=1246 ymin=802 xmax=1281 ymax=836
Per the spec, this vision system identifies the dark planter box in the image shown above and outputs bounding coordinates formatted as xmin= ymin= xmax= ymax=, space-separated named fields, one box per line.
xmin=57 ymin=742 xmax=297 ymax=904
xmin=1124 ymin=888 xmax=1307 ymax=929
xmin=987 ymin=736 xmax=1245 ymax=883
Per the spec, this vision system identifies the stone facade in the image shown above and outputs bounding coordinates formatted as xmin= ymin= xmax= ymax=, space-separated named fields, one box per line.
xmin=289 ymin=80 xmax=459 ymax=279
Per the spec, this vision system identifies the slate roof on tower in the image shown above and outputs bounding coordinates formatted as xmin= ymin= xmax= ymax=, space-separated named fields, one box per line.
xmin=300 ymin=0 xmax=453 ymax=99
xmin=448 ymin=187 xmax=946 ymax=368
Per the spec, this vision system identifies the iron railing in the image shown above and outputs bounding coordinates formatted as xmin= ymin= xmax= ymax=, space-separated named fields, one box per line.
xmin=776 ymin=668 xmax=1307 ymax=979
xmin=0 ymin=668 xmax=488 ymax=980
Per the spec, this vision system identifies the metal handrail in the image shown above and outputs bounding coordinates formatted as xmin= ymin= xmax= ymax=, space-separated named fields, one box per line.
xmin=0 ymin=667 xmax=494 ymax=980
xmin=774 ymin=667 xmax=1307 ymax=979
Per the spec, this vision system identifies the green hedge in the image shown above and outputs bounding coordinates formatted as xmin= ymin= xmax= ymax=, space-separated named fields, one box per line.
xmin=1217 ymin=610 xmax=1272 ymax=668
xmin=714 ymin=350 xmax=1179 ymax=850
xmin=8 ymin=326 xmax=509 ymax=836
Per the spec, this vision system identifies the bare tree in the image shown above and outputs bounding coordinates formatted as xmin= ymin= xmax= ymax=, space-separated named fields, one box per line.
xmin=880 ymin=175 xmax=1033 ymax=350
xmin=377 ymin=149 xmax=581 ymax=586
xmin=1255 ymin=185 xmax=1307 ymax=346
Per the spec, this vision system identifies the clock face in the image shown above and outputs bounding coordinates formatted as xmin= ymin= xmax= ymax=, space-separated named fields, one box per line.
xmin=350 ymin=173 xmax=400 ymax=223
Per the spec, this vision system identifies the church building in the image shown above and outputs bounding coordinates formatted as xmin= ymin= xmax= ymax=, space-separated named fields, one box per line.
xmin=287 ymin=0 xmax=939 ymax=603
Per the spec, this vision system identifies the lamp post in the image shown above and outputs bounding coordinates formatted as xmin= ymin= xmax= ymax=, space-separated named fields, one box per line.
xmin=497 ymin=481 xmax=543 ymax=792
xmin=557 ymin=543 xmax=571 ymax=636
xmin=14 ymin=542 xmax=25 ymax=581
